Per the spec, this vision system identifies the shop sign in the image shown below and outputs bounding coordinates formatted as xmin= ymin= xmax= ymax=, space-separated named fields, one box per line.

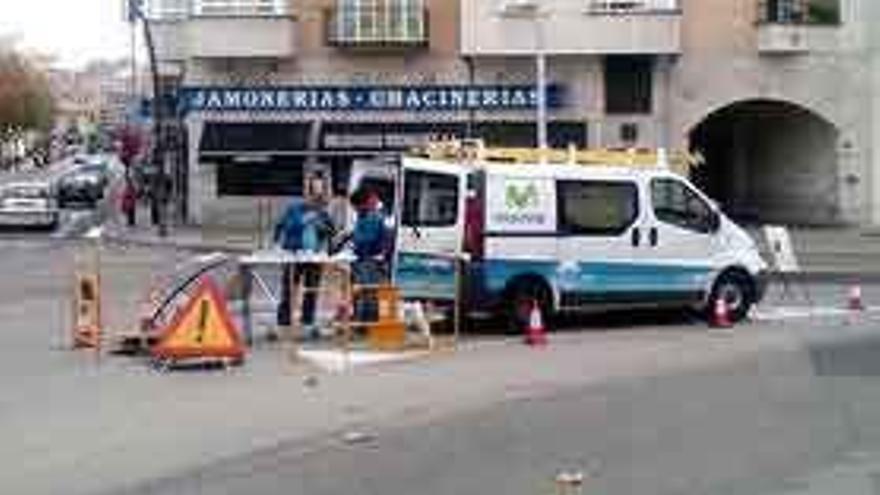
xmin=180 ymin=85 xmax=564 ymax=113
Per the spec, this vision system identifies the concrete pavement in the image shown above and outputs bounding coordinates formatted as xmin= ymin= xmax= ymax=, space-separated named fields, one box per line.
xmin=2 ymin=239 xmax=880 ymax=493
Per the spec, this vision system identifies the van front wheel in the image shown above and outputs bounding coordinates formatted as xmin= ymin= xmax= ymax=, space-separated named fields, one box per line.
xmin=708 ymin=271 xmax=755 ymax=323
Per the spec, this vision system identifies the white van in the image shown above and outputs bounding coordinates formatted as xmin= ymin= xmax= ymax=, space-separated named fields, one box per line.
xmin=349 ymin=154 xmax=767 ymax=329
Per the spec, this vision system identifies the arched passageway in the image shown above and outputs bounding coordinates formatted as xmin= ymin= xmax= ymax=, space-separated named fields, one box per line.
xmin=689 ymin=99 xmax=840 ymax=226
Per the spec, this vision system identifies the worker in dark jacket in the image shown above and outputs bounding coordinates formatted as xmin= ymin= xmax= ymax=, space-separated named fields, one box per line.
xmin=350 ymin=187 xmax=390 ymax=323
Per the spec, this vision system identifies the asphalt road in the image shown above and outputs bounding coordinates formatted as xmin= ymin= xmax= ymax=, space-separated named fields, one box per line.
xmin=2 ymin=238 xmax=880 ymax=494
xmin=141 ymin=340 xmax=880 ymax=495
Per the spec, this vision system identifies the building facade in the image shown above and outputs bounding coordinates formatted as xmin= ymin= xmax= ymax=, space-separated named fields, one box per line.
xmin=49 ymin=60 xmax=136 ymax=133
xmin=149 ymin=0 xmax=875 ymax=229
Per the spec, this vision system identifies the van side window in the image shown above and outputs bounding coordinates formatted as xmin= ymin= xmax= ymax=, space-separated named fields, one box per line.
xmin=557 ymin=180 xmax=639 ymax=235
xmin=402 ymin=170 xmax=459 ymax=227
xmin=651 ymin=178 xmax=715 ymax=234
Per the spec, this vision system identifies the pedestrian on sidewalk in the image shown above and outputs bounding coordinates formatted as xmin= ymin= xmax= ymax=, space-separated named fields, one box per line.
xmin=120 ymin=179 xmax=137 ymax=227
xmin=274 ymin=173 xmax=334 ymax=339
xmin=148 ymin=173 xmax=171 ymax=227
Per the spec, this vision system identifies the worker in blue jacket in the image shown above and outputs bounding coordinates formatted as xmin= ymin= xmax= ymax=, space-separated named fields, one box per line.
xmin=274 ymin=177 xmax=333 ymax=337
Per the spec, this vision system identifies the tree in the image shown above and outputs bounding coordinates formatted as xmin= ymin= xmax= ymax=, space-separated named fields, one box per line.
xmin=0 ymin=47 xmax=54 ymax=144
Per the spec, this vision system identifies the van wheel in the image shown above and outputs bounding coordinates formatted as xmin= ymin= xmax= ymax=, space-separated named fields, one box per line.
xmin=506 ymin=282 xmax=552 ymax=335
xmin=708 ymin=271 xmax=754 ymax=323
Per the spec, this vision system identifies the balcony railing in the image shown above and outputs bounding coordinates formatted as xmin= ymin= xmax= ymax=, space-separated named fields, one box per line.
xmin=143 ymin=0 xmax=290 ymax=19
xmin=587 ymin=0 xmax=681 ymax=14
xmin=326 ymin=0 xmax=428 ymax=47
xmin=192 ymin=0 xmax=290 ymax=17
xmin=143 ymin=0 xmax=190 ymax=20
xmin=463 ymin=0 xmax=681 ymax=55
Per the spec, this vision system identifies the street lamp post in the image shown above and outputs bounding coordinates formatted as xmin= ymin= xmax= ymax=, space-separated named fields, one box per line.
xmin=128 ymin=0 xmax=168 ymax=237
xmin=500 ymin=2 xmax=549 ymax=156
xmin=534 ymin=17 xmax=547 ymax=154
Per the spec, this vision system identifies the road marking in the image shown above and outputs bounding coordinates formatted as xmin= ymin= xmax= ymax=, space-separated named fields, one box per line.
xmin=84 ymin=226 xmax=103 ymax=239
xmin=298 ymin=349 xmax=430 ymax=373
xmin=752 ymin=306 xmax=880 ymax=322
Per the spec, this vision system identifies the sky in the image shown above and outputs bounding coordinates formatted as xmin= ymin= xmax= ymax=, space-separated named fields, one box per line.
xmin=0 ymin=0 xmax=133 ymax=68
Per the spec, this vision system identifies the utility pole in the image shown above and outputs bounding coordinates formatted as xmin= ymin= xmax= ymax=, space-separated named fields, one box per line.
xmin=129 ymin=20 xmax=137 ymax=107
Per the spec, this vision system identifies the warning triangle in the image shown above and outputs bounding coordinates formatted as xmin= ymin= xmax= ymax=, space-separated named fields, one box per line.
xmin=152 ymin=277 xmax=244 ymax=360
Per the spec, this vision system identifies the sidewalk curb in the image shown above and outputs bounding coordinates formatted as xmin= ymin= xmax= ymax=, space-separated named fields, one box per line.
xmin=101 ymin=227 xmax=253 ymax=254
xmin=767 ymin=272 xmax=880 ymax=283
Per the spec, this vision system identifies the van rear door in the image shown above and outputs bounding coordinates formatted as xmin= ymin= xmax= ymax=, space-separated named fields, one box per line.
xmin=394 ymin=158 xmax=468 ymax=302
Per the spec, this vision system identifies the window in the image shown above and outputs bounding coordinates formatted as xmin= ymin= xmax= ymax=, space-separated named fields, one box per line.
xmin=557 ymin=180 xmax=639 ymax=235
xmin=331 ymin=0 xmax=426 ymax=45
xmin=651 ymin=178 xmax=717 ymax=234
xmin=604 ymin=56 xmax=654 ymax=115
xmin=759 ymin=0 xmax=840 ymax=25
xmin=402 ymin=171 xmax=459 ymax=227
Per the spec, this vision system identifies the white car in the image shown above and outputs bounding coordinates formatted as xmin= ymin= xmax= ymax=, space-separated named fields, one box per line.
xmin=0 ymin=182 xmax=60 ymax=229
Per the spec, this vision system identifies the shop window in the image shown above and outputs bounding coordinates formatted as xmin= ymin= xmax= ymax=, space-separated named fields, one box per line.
xmin=557 ymin=180 xmax=639 ymax=235
xmin=217 ymin=159 xmax=304 ymax=197
xmin=604 ymin=56 xmax=654 ymax=115
xmin=402 ymin=170 xmax=459 ymax=227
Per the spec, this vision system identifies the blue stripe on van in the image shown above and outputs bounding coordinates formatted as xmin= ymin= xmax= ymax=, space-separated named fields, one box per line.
xmin=393 ymin=254 xmax=713 ymax=306
xmin=394 ymin=252 xmax=458 ymax=300
xmin=481 ymin=259 xmax=711 ymax=295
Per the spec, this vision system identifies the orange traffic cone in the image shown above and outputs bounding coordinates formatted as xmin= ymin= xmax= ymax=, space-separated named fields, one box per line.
xmin=711 ymin=297 xmax=733 ymax=329
xmin=73 ymin=324 xmax=100 ymax=349
xmin=525 ymin=300 xmax=547 ymax=346
xmin=848 ymin=284 xmax=865 ymax=312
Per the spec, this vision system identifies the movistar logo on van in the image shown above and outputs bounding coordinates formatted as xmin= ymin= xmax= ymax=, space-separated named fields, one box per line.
xmin=505 ymin=183 xmax=539 ymax=210
xmin=490 ymin=180 xmax=549 ymax=229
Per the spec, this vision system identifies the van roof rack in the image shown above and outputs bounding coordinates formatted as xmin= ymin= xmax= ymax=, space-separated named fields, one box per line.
xmin=410 ymin=138 xmax=700 ymax=175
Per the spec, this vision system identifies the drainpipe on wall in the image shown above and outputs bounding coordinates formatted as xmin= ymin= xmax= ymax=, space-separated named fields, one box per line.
xmin=657 ymin=54 xmax=675 ymax=153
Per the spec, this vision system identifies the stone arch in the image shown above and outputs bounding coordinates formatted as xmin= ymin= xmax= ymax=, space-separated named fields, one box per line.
xmin=686 ymin=98 xmax=841 ymax=226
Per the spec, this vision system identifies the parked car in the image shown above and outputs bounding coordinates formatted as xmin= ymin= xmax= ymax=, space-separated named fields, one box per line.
xmin=0 ymin=182 xmax=59 ymax=229
xmin=56 ymin=164 xmax=110 ymax=208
